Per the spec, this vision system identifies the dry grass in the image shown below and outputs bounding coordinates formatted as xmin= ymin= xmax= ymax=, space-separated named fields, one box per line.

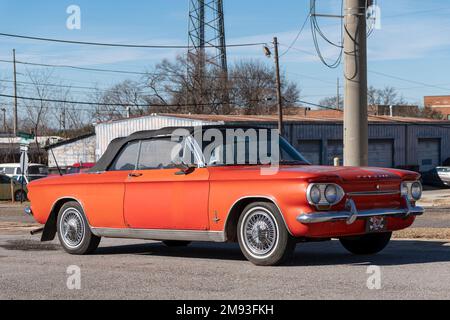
xmin=394 ymin=228 xmax=450 ymax=240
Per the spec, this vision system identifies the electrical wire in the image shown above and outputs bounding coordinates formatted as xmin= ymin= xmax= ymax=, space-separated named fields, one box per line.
xmin=0 ymin=58 xmax=285 ymax=82
xmin=310 ymin=0 xmax=344 ymax=69
xmin=279 ymin=7 xmax=312 ymax=57
xmin=0 ymin=93 xmax=268 ymax=109
xmin=0 ymin=32 xmax=265 ymax=49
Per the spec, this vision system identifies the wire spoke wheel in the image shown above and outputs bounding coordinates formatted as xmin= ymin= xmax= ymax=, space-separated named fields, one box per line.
xmin=60 ymin=208 xmax=85 ymax=249
xmin=242 ymin=208 xmax=278 ymax=257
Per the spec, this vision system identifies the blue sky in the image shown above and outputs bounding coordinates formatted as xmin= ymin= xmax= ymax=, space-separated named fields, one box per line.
xmin=0 ymin=0 xmax=449 ymax=108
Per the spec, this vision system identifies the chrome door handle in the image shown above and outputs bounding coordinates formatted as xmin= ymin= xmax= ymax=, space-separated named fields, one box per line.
xmin=128 ymin=172 xmax=143 ymax=178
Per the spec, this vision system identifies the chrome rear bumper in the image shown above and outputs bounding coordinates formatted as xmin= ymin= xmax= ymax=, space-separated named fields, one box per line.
xmin=297 ymin=197 xmax=424 ymax=225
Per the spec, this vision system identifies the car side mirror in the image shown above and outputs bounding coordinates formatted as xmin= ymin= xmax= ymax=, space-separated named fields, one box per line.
xmin=172 ymin=158 xmax=196 ymax=175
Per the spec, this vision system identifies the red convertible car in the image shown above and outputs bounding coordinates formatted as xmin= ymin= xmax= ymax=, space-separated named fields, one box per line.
xmin=26 ymin=125 xmax=424 ymax=266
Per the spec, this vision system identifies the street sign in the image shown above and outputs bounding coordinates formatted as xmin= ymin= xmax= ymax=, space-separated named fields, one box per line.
xmin=20 ymin=148 xmax=29 ymax=176
xmin=17 ymin=132 xmax=35 ymax=140
xmin=20 ymin=138 xmax=34 ymax=145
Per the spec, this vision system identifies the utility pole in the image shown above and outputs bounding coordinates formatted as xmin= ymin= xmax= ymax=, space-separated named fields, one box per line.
xmin=273 ymin=37 xmax=284 ymax=137
xmin=60 ymin=108 xmax=66 ymax=133
xmin=1 ymin=108 xmax=6 ymax=132
xmin=13 ymin=49 xmax=18 ymax=136
xmin=337 ymin=78 xmax=340 ymax=110
xmin=343 ymin=0 xmax=368 ymax=167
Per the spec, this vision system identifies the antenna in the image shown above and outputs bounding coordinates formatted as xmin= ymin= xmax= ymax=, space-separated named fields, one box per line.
xmin=50 ymin=148 xmax=64 ymax=176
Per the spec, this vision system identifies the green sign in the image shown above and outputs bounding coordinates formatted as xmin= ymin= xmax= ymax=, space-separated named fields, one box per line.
xmin=17 ymin=132 xmax=35 ymax=140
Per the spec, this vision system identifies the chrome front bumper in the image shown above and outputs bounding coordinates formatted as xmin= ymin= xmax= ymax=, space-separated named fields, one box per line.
xmin=297 ymin=197 xmax=424 ymax=225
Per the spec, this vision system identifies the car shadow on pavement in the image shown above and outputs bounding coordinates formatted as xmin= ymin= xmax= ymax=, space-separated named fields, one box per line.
xmin=93 ymin=239 xmax=450 ymax=266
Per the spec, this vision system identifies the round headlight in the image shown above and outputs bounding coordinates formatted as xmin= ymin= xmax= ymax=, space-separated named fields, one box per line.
xmin=411 ymin=182 xmax=422 ymax=200
xmin=324 ymin=184 xmax=338 ymax=204
xmin=309 ymin=185 xmax=321 ymax=204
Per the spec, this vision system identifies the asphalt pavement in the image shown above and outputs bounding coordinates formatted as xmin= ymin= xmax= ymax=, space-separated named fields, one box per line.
xmin=0 ymin=234 xmax=449 ymax=300
xmin=1 ymin=196 xmax=449 ymax=300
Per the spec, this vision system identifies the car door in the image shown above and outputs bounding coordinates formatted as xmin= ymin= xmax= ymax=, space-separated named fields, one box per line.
xmin=123 ymin=136 xmax=210 ymax=231
xmin=84 ymin=141 xmax=141 ymax=229
xmin=0 ymin=175 xmax=11 ymax=200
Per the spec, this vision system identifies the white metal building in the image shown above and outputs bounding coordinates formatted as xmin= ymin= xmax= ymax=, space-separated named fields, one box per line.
xmin=47 ymin=134 xmax=96 ymax=168
xmin=94 ymin=114 xmax=218 ymax=159
xmin=45 ymin=113 xmax=450 ymax=173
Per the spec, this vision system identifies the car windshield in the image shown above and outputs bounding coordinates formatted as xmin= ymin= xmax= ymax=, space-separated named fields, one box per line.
xmin=199 ymin=130 xmax=309 ymax=167
xmin=28 ymin=166 xmax=49 ymax=175
xmin=0 ymin=167 xmax=15 ymax=175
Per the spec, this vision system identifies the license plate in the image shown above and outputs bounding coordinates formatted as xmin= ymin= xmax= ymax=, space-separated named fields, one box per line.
xmin=366 ymin=216 xmax=387 ymax=233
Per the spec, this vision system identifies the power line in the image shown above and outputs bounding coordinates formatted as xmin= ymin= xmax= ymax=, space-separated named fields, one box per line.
xmin=369 ymin=70 xmax=450 ymax=92
xmin=310 ymin=0 xmax=344 ymax=69
xmin=0 ymin=93 xmax=267 ymax=109
xmin=279 ymin=7 xmax=312 ymax=57
xmin=0 ymin=58 xmax=284 ymax=81
xmin=0 ymin=32 xmax=265 ymax=49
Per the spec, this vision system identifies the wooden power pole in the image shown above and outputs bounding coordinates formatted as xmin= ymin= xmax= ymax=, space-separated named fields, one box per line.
xmin=343 ymin=0 xmax=368 ymax=166
xmin=273 ymin=37 xmax=284 ymax=137
xmin=1 ymin=108 xmax=6 ymax=132
xmin=13 ymin=49 xmax=18 ymax=136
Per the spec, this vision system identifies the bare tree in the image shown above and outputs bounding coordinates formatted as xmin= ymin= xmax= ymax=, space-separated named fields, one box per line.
xmin=319 ymin=95 xmax=344 ymax=109
xmin=92 ymin=80 xmax=147 ymax=122
xmin=143 ymin=54 xmax=231 ymax=114
xmin=368 ymin=86 xmax=407 ymax=106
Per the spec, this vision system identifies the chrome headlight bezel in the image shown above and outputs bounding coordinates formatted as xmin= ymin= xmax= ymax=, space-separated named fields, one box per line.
xmin=324 ymin=184 xmax=338 ymax=203
xmin=309 ymin=185 xmax=322 ymax=204
xmin=401 ymin=181 xmax=423 ymax=201
xmin=307 ymin=183 xmax=345 ymax=208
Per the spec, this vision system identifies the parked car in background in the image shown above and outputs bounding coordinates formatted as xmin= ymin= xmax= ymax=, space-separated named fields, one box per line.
xmin=66 ymin=162 xmax=95 ymax=174
xmin=0 ymin=163 xmax=49 ymax=185
xmin=0 ymin=174 xmax=27 ymax=201
xmin=436 ymin=167 xmax=450 ymax=186
xmin=26 ymin=126 xmax=424 ymax=266
xmin=421 ymin=167 xmax=450 ymax=188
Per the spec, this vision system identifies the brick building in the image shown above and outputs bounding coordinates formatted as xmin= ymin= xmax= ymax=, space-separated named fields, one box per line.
xmin=424 ymin=96 xmax=450 ymax=120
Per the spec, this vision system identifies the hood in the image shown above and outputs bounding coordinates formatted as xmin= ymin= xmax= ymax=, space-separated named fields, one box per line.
xmin=281 ymin=166 xmax=403 ymax=182
xmin=209 ymin=165 xmax=418 ymax=183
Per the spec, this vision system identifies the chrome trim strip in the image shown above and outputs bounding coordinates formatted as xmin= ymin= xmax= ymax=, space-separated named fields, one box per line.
xmin=91 ymin=228 xmax=226 ymax=242
xmin=297 ymin=196 xmax=424 ymax=225
xmin=347 ymin=190 xmax=400 ymax=196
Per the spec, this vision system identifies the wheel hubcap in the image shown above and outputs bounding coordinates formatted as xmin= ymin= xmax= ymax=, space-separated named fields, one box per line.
xmin=243 ymin=208 xmax=278 ymax=257
xmin=60 ymin=208 xmax=85 ymax=248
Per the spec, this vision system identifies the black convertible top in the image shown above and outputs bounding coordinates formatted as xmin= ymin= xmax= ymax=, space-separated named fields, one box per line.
xmin=90 ymin=124 xmax=269 ymax=172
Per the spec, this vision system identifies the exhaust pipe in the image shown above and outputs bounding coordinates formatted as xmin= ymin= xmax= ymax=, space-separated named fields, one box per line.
xmin=30 ymin=227 xmax=44 ymax=236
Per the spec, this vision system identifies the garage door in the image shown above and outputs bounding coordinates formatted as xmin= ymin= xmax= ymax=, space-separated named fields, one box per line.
xmin=296 ymin=140 xmax=321 ymax=165
xmin=368 ymin=140 xmax=394 ymax=168
xmin=418 ymin=138 xmax=440 ymax=172
xmin=327 ymin=140 xmax=343 ymax=166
